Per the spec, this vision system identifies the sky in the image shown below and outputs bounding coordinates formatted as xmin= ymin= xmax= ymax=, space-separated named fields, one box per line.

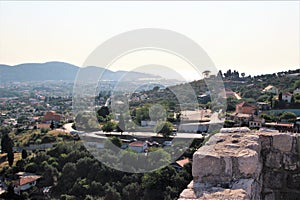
xmin=0 ymin=1 xmax=299 ymax=80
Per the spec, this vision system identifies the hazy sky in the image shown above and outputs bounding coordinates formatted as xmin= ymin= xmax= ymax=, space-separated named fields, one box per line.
xmin=0 ymin=1 xmax=299 ymax=79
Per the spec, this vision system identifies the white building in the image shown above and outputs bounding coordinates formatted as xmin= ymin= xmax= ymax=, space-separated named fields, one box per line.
xmin=128 ymin=141 xmax=148 ymax=153
xmin=282 ymin=92 xmax=293 ymax=103
xmin=262 ymin=85 xmax=278 ymax=95
xmin=293 ymin=88 xmax=300 ymax=95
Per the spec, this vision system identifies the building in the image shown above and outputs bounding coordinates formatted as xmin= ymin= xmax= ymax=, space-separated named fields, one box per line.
xmin=141 ymin=120 xmax=156 ymax=127
xmin=262 ymin=85 xmax=278 ymax=95
xmin=294 ymin=88 xmax=300 ymax=95
xmin=171 ymin=158 xmax=190 ymax=171
xmin=179 ymin=122 xmax=210 ymax=133
xmin=264 ymin=122 xmax=295 ymax=132
xmin=282 ymin=92 xmax=293 ymax=103
xmin=42 ymin=111 xmax=61 ymax=123
xmin=257 ymin=102 xmax=270 ymax=111
xmin=231 ymin=113 xmax=252 ymax=126
xmin=225 ymin=89 xmax=242 ymax=100
xmin=12 ymin=172 xmax=41 ymax=195
xmin=236 ymin=102 xmax=257 ymax=115
xmin=128 ymin=141 xmax=148 ymax=153
xmin=249 ymin=117 xmax=265 ymax=128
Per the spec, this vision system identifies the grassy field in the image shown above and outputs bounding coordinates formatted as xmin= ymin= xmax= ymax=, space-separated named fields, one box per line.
xmin=0 ymin=152 xmax=22 ymax=170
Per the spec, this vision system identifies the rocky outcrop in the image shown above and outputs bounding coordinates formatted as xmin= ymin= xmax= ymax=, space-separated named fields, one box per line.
xmin=179 ymin=131 xmax=300 ymax=200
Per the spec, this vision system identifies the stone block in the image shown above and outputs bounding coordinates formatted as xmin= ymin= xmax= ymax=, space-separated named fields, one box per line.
xmin=237 ymin=149 xmax=259 ymax=176
xmin=263 ymin=171 xmax=283 ymax=189
xmin=179 ymin=188 xmax=198 ymax=199
xmin=283 ymin=153 xmax=300 ymax=171
xmin=264 ymin=192 xmax=276 ymax=200
xmin=265 ymin=151 xmax=282 ymax=169
xmin=193 ymin=151 xmax=226 ymax=182
xmin=287 ymin=172 xmax=300 ymax=189
xmin=272 ymin=133 xmax=293 ymax=152
xmin=258 ymin=132 xmax=272 ymax=150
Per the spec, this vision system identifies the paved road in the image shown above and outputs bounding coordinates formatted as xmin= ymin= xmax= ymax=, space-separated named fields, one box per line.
xmin=83 ymin=130 xmax=204 ymax=140
xmin=63 ymin=123 xmax=76 ymax=133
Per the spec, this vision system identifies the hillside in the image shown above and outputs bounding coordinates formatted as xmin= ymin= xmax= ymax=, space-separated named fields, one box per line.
xmin=0 ymin=61 xmax=161 ymax=83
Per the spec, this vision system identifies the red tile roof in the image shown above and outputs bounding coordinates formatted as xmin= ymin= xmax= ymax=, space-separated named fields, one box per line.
xmin=129 ymin=141 xmax=145 ymax=147
xmin=14 ymin=175 xmax=41 ymax=186
xmin=176 ymin=158 xmax=190 ymax=168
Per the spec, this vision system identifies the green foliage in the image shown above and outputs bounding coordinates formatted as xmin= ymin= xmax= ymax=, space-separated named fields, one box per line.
xmin=294 ymin=80 xmax=300 ymax=90
xmin=109 ymin=136 xmax=122 ymax=148
xmin=154 ymin=121 xmax=174 ymax=137
xmin=280 ymin=112 xmax=297 ymax=122
xmin=102 ymin=121 xmax=117 ymax=132
xmin=97 ymin=106 xmax=110 ymax=122
xmin=41 ymin=127 xmax=49 ymax=134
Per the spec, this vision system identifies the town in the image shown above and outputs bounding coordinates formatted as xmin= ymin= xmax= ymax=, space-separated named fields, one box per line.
xmin=0 ymin=68 xmax=300 ymax=199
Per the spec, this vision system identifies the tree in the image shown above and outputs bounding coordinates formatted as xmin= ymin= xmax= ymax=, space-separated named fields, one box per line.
xmin=97 ymin=106 xmax=110 ymax=119
xmin=202 ymin=70 xmax=211 ymax=79
xmin=294 ymin=80 xmax=300 ymax=90
xmin=50 ymin=120 xmax=55 ymax=130
xmin=7 ymin=151 xmax=14 ymax=167
xmin=102 ymin=121 xmax=117 ymax=132
xmin=1 ymin=133 xmax=13 ymax=154
xmin=22 ymin=149 xmax=28 ymax=159
xmin=278 ymin=92 xmax=283 ymax=101
xmin=110 ymin=136 xmax=122 ymax=148
xmin=116 ymin=114 xmax=125 ymax=134
xmin=154 ymin=121 xmax=173 ymax=137
xmin=0 ymin=132 xmax=14 ymax=167
xmin=280 ymin=112 xmax=297 ymax=123
xmin=241 ymin=72 xmax=245 ymax=78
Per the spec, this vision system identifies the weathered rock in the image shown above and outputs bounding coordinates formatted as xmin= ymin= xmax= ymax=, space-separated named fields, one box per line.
xmin=265 ymin=151 xmax=282 ymax=169
xmin=272 ymin=133 xmax=293 ymax=152
xmin=283 ymin=153 xmax=300 ymax=171
xmin=180 ymin=131 xmax=300 ymax=200
xmin=237 ymin=149 xmax=259 ymax=176
xmin=263 ymin=171 xmax=283 ymax=189
xmin=287 ymin=172 xmax=300 ymax=189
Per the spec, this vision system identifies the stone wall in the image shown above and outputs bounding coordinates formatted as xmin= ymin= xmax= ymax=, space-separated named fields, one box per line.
xmin=259 ymin=132 xmax=300 ymax=200
xmin=179 ymin=131 xmax=300 ymax=200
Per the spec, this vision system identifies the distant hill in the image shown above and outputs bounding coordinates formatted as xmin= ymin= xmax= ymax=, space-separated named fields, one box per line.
xmin=0 ymin=61 xmax=160 ymax=83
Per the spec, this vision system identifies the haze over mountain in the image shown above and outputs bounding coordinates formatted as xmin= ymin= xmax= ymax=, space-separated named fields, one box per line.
xmin=0 ymin=61 xmax=162 ymax=83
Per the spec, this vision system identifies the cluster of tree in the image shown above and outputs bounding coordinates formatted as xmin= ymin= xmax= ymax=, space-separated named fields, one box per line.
xmin=1 ymin=142 xmax=193 ymax=200
xmin=260 ymin=112 xmax=297 ymax=123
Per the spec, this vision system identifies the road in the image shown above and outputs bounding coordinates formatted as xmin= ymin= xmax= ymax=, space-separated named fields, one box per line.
xmin=82 ymin=130 xmax=204 ymax=140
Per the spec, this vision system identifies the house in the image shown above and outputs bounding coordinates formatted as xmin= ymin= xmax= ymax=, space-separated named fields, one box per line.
xmin=282 ymin=92 xmax=293 ymax=103
xmin=12 ymin=172 xmax=41 ymax=195
xmin=249 ymin=117 xmax=265 ymax=128
xmin=257 ymin=102 xmax=270 ymax=111
xmin=128 ymin=141 xmax=148 ymax=153
xmin=42 ymin=111 xmax=61 ymax=123
xmin=179 ymin=122 xmax=210 ymax=133
xmin=233 ymin=113 xmax=252 ymax=126
xmin=171 ymin=158 xmax=190 ymax=171
xmin=236 ymin=102 xmax=257 ymax=115
xmin=294 ymin=88 xmax=300 ymax=95
xmin=262 ymin=85 xmax=278 ymax=95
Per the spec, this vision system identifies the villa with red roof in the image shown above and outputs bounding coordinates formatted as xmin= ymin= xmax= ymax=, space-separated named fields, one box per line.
xmin=12 ymin=172 xmax=41 ymax=195
xmin=42 ymin=111 xmax=61 ymax=123
xmin=128 ymin=141 xmax=148 ymax=153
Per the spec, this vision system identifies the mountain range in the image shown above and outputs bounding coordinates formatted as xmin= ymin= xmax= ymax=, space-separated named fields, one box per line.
xmin=0 ymin=61 xmax=161 ymax=83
